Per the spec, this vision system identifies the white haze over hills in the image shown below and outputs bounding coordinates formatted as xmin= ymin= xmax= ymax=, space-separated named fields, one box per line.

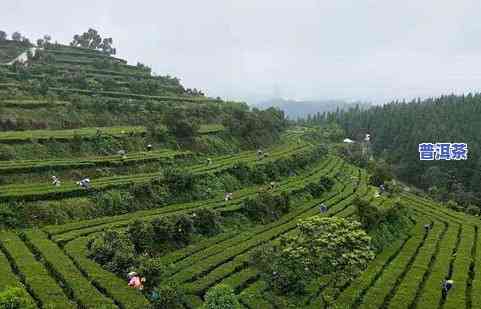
xmin=253 ymin=98 xmax=372 ymax=120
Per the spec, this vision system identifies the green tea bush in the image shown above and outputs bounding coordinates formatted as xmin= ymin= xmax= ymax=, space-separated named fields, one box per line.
xmin=0 ymin=287 xmax=35 ymax=309
xmin=203 ymin=284 xmax=241 ymax=309
xmin=0 ymin=144 xmax=15 ymax=160
xmin=305 ymin=176 xmax=335 ymax=197
xmin=0 ymin=203 xmax=23 ymax=228
xmin=150 ymin=283 xmax=185 ymax=309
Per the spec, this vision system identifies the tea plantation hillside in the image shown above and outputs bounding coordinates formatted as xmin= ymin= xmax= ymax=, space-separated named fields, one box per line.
xmin=0 ymin=33 xmax=479 ymax=309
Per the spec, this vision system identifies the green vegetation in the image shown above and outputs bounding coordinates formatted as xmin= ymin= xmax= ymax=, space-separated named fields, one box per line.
xmin=0 ymin=28 xmax=479 ymax=309
xmin=0 ymin=287 xmax=35 ymax=309
xmin=0 ymin=126 xmax=145 ymax=142
xmin=252 ymin=216 xmax=374 ymax=295
xmin=322 ymin=94 xmax=481 ymax=212
xmin=0 ymin=39 xmax=31 ymax=63
xmin=203 ymin=284 xmax=241 ymax=309
xmin=70 ymin=28 xmax=116 ymax=55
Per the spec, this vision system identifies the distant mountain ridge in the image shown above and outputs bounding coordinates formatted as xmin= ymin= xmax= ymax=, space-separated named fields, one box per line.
xmin=254 ymin=98 xmax=371 ymax=119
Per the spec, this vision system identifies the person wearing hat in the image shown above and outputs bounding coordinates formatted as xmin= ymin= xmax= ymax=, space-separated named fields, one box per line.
xmin=128 ymin=272 xmax=145 ymax=290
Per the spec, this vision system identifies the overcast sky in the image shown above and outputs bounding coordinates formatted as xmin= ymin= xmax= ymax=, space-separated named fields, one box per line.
xmin=3 ymin=0 xmax=481 ymax=104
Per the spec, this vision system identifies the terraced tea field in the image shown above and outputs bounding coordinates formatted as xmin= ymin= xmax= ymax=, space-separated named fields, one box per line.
xmin=0 ymin=126 xmax=146 ymax=143
xmin=0 ymin=124 xmax=224 ymax=144
xmin=2 ymin=128 xmax=479 ymax=308
xmin=0 ymin=135 xmax=308 ymax=201
xmin=0 ymin=41 xmax=478 ymax=309
xmin=0 ymin=132 xmax=335 ymax=308
xmin=0 ymin=102 xmax=477 ymax=309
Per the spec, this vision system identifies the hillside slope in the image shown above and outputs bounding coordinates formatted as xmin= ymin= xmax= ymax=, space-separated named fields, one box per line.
xmin=324 ymin=95 xmax=481 ymax=212
xmin=0 ymin=35 xmax=478 ymax=309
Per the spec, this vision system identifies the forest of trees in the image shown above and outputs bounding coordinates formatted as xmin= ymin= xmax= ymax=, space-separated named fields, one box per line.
xmin=321 ymin=94 xmax=481 ymax=212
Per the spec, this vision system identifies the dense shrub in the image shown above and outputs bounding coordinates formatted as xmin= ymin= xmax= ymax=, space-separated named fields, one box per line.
xmin=151 ymin=214 xmax=194 ymax=248
xmin=217 ymin=173 xmax=242 ymax=193
xmin=226 ymin=162 xmax=251 ymax=183
xmin=250 ymin=244 xmax=307 ymax=294
xmin=164 ymin=111 xmax=199 ymax=141
xmin=249 ymin=168 xmax=268 ymax=184
xmin=127 ymin=219 xmax=154 ymax=253
xmin=150 ymin=283 xmax=185 ymax=309
xmin=241 ymin=192 xmax=290 ymax=224
xmin=128 ymin=181 xmax=167 ymax=206
xmin=251 ymin=217 xmax=374 ymax=295
xmin=151 ymin=217 xmax=174 ymax=244
xmin=263 ymin=161 xmax=281 ymax=180
xmin=223 ymin=107 xmax=288 ymax=148
xmin=203 ymin=284 xmax=241 ymax=309
xmin=192 ymin=208 xmax=222 ymax=236
xmin=355 ymin=198 xmax=413 ymax=252
xmin=164 ymin=168 xmax=196 ymax=195
xmin=368 ymin=160 xmax=393 ymax=186
xmin=137 ymin=257 xmax=168 ymax=291
xmin=305 ymin=176 xmax=335 ymax=197
xmin=0 ymin=203 xmax=23 ymax=229
xmin=86 ymin=229 xmax=136 ymax=275
xmin=0 ymin=144 xmax=16 ymax=160
xmin=148 ymin=125 xmax=170 ymax=143
xmin=171 ymin=214 xmax=194 ymax=246
xmin=355 ymin=198 xmax=385 ymax=230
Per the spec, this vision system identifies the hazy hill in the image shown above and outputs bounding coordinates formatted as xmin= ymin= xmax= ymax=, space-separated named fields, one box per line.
xmin=254 ymin=98 xmax=371 ymax=119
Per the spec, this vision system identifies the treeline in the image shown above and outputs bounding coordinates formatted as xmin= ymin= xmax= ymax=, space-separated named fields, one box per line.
xmin=323 ymin=94 xmax=481 ymax=210
xmin=0 ymin=30 xmax=31 ymax=44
